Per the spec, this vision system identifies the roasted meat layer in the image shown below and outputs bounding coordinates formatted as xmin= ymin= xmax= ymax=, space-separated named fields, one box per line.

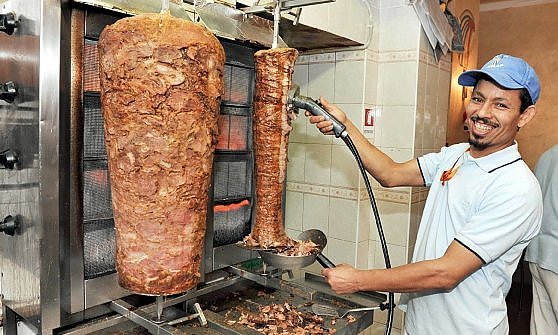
xmin=98 ymin=13 xmax=224 ymax=295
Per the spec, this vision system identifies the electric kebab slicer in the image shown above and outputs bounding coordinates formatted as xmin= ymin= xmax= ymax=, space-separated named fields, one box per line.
xmin=287 ymin=84 xmax=348 ymax=139
xmin=287 ymin=83 xmax=397 ymax=335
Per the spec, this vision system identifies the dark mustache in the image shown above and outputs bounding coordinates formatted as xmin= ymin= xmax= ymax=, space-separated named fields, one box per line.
xmin=471 ymin=115 xmax=498 ymax=127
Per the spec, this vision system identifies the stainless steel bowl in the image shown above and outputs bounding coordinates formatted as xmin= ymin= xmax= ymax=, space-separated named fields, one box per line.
xmin=258 ymin=250 xmax=318 ymax=270
xmin=257 ymin=229 xmax=328 ymax=270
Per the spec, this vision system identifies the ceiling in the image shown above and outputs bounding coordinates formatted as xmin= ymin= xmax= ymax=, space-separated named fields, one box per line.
xmin=479 ymin=0 xmax=558 ymax=11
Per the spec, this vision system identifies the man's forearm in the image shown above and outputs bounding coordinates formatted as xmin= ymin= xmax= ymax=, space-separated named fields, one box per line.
xmin=356 ymin=259 xmax=456 ymax=293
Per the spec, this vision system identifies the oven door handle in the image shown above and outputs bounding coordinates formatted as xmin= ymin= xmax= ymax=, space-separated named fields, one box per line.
xmin=0 ymin=81 xmax=18 ymax=103
xmin=1 ymin=215 xmax=18 ymax=236
xmin=0 ymin=12 xmax=17 ymax=35
xmin=1 ymin=149 xmax=19 ymax=169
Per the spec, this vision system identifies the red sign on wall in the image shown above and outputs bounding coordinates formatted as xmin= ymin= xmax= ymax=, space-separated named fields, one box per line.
xmin=364 ymin=108 xmax=374 ymax=126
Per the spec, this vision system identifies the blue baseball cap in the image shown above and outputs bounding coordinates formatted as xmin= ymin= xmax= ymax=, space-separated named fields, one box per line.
xmin=458 ymin=54 xmax=540 ymax=104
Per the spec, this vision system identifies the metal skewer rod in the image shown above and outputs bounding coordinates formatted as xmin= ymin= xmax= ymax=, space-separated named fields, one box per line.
xmin=156 ymin=295 xmax=164 ymax=322
xmin=272 ymin=0 xmax=281 ymax=48
xmin=161 ymin=0 xmax=170 ymax=13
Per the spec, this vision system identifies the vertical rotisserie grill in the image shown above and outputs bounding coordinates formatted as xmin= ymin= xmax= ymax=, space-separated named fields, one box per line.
xmin=1 ymin=3 xmax=260 ymax=331
xmin=0 ymin=2 xmax=384 ymax=334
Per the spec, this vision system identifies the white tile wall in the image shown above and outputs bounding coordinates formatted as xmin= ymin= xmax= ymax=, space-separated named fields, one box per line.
xmin=357 ymin=240 xmax=370 ymax=268
xmin=293 ymin=63 xmax=309 ymax=93
xmin=285 ymin=191 xmax=304 ymax=231
xmin=371 ymin=147 xmax=414 ymax=166
xmin=332 ymin=103 xmax=364 ymax=146
xmin=380 ymin=61 xmax=419 ymax=107
xmin=291 ymin=63 xmax=310 ymax=143
xmin=378 ymin=4 xmax=421 ymax=51
xmin=329 ymin=197 xmax=358 ymax=242
xmin=374 ymin=201 xmax=410 ymax=246
xmin=296 ymin=0 xmax=373 ymax=44
xmin=375 ymin=105 xmax=416 ymax=149
xmin=308 ymin=61 xmax=336 ymax=102
xmin=364 ymin=58 xmax=379 ymax=105
xmin=286 ymin=142 xmax=305 ymax=182
xmin=302 ymin=193 xmax=330 ymax=235
xmin=434 ymin=108 xmax=448 ymax=148
xmin=436 ymin=69 xmax=451 ymax=148
xmin=371 ymin=241 xmax=407 ymax=268
xmin=425 ymin=63 xmax=440 ymax=113
xmin=327 ymin=237 xmax=356 ymax=266
xmin=414 ymin=59 xmax=426 ymax=149
xmin=418 ymin=30 xmax=453 ymax=151
xmin=290 ymin=113 xmax=308 ymax=143
xmin=330 ymin=145 xmax=360 ymax=188
xmin=358 ymin=199 xmax=371 ymax=242
xmin=304 ymin=144 xmax=332 ymax=184
xmin=306 ymin=121 xmax=333 ymax=145
xmin=334 ymin=59 xmax=365 ymax=104
xmin=298 ymin=2 xmax=330 ymax=34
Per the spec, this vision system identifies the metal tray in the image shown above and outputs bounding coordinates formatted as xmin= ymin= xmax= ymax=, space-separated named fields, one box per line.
xmin=98 ymin=274 xmax=383 ymax=335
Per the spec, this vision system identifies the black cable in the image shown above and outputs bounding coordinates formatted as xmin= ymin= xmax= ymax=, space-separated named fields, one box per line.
xmin=343 ymin=135 xmax=395 ymax=335
xmin=290 ymin=92 xmax=395 ymax=333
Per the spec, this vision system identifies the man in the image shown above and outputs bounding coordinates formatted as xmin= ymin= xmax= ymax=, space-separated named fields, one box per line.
xmin=308 ymin=54 xmax=542 ymax=334
xmin=525 ymin=145 xmax=558 ymax=335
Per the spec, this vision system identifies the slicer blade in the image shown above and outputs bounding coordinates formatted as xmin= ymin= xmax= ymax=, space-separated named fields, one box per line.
xmin=312 ymin=303 xmax=381 ymax=318
xmin=311 ymin=303 xmax=339 ymax=317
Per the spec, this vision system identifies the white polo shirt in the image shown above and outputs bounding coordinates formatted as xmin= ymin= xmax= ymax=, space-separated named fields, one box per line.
xmin=525 ymin=144 xmax=558 ymax=274
xmin=400 ymin=142 xmax=542 ymax=335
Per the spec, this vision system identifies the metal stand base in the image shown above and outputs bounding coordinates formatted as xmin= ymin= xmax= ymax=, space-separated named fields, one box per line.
xmin=2 ymin=305 xmax=17 ymax=335
xmin=108 ymin=298 xmax=207 ymax=334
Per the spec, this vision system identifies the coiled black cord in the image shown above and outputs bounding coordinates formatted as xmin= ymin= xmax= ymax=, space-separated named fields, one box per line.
xmin=290 ymin=91 xmax=395 ymax=333
xmin=343 ymin=135 xmax=395 ymax=335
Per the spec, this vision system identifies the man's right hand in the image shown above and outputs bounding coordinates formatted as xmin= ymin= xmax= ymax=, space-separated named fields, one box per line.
xmin=321 ymin=263 xmax=363 ymax=295
xmin=306 ymin=97 xmax=347 ymax=135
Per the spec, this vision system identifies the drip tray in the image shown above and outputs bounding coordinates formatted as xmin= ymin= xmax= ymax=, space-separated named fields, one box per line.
xmin=109 ymin=273 xmax=385 ymax=335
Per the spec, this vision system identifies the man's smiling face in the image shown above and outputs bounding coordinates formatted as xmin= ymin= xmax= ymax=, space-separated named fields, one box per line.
xmin=464 ymin=79 xmax=535 ymax=157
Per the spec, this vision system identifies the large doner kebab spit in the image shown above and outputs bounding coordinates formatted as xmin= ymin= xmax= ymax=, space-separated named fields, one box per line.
xmin=98 ymin=0 xmax=225 ymax=323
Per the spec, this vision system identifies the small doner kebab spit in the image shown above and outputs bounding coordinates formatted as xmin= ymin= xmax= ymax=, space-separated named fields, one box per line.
xmin=284 ymin=85 xmax=397 ymax=335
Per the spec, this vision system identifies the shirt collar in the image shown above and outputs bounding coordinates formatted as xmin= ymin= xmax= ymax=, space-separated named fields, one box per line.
xmin=466 ymin=142 xmax=522 ymax=173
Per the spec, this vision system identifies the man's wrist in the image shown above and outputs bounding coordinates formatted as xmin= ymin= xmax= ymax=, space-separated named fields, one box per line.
xmin=355 ymin=269 xmax=367 ymax=292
